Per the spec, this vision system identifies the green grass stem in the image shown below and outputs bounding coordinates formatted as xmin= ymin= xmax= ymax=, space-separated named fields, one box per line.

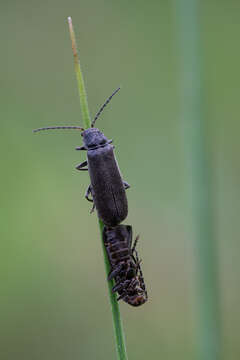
xmin=67 ymin=17 xmax=128 ymax=360
xmin=68 ymin=17 xmax=91 ymax=128
xmin=98 ymin=220 xmax=128 ymax=360
xmin=175 ymin=2 xmax=221 ymax=360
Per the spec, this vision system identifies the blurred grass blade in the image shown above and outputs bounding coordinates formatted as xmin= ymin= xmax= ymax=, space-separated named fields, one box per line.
xmin=175 ymin=1 xmax=221 ymax=359
xmin=67 ymin=17 xmax=128 ymax=360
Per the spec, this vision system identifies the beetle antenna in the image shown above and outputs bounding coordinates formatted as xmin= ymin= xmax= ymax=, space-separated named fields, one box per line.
xmin=33 ymin=126 xmax=84 ymax=133
xmin=91 ymin=87 xmax=120 ymax=127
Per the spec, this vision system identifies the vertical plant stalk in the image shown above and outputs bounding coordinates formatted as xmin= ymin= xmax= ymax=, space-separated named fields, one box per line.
xmin=68 ymin=17 xmax=91 ymax=128
xmin=98 ymin=220 xmax=128 ymax=360
xmin=175 ymin=2 xmax=221 ymax=360
xmin=67 ymin=17 xmax=128 ymax=360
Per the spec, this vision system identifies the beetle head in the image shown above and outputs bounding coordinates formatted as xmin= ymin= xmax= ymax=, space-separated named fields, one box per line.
xmin=82 ymin=128 xmax=108 ymax=149
xmin=123 ymin=293 xmax=147 ymax=307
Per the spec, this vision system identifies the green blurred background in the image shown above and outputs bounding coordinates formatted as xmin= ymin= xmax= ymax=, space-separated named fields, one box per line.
xmin=1 ymin=0 xmax=240 ymax=359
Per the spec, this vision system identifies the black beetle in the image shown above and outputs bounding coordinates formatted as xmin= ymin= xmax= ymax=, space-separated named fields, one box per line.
xmin=103 ymin=224 xmax=148 ymax=306
xmin=33 ymin=88 xmax=130 ymax=227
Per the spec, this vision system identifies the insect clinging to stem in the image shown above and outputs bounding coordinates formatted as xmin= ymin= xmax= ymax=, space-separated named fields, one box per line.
xmin=103 ymin=224 xmax=148 ymax=307
xmin=33 ymin=87 xmax=130 ymax=227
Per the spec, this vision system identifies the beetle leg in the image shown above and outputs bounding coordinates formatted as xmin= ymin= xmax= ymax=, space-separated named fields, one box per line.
xmin=108 ymin=263 xmax=123 ymax=281
xmin=122 ymin=279 xmax=131 ymax=290
xmin=117 ymin=292 xmax=127 ymax=302
xmin=123 ymin=180 xmax=131 ymax=190
xmin=132 ymin=234 xmax=139 ymax=253
xmin=85 ymin=185 xmax=93 ymax=202
xmin=112 ymin=283 xmax=124 ymax=293
xmin=112 ymin=280 xmax=131 ymax=293
xmin=75 ymin=145 xmax=87 ymax=150
xmin=131 ymin=235 xmax=140 ymax=263
xmin=132 ymin=241 xmax=142 ymax=271
xmin=90 ymin=203 xmax=96 ymax=214
xmin=127 ymin=278 xmax=139 ymax=291
xmin=136 ymin=259 xmax=143 ymax=270
xmin=76 ymin=160 xmax=88 ymax=171
xmin=133 ymin=247 xmax=148 ymax=299
xmin=85 ymin=186 xmax=96 ymax=214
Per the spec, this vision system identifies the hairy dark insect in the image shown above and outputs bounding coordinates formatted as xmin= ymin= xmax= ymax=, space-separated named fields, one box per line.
xmin=33 ymin=88 xmax=130 ymax=227
xmin=103 ymin=224 xmax=148 ymax=306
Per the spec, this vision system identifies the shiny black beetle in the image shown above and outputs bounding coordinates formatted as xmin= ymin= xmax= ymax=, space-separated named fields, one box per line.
xmin=33 ymin=88 xmax=130 ymax=227
xmin=103 ymin=224 xmax=148 ymax=306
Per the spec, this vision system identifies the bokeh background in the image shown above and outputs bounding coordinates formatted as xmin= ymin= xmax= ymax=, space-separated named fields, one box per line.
xmin=1 ymin=1 xmax=240 ymax=359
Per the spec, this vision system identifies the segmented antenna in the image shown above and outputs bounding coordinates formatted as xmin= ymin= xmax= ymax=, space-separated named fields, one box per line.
xmin=33 ymin=126 xmax=84 ymax=133
xmin=91 ymin=87 xmax=120 ymax=127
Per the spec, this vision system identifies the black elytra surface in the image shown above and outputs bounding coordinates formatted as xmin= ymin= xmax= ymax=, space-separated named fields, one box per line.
xmin=83 ymin=128 xmax=128 ymax=227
